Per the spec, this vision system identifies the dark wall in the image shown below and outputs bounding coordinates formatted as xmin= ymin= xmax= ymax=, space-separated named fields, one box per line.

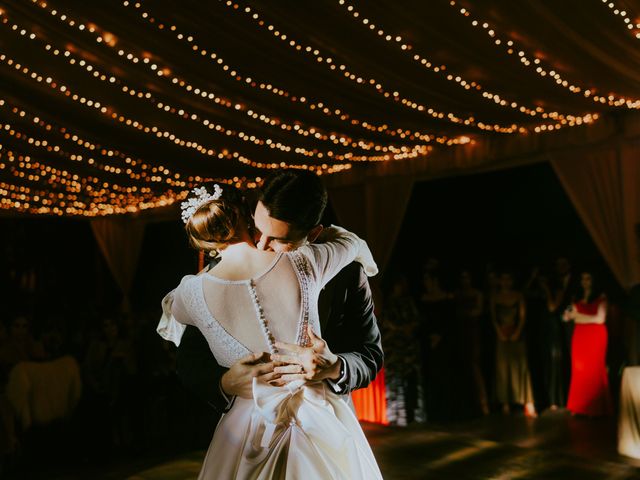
xmin=1 ymin=216 xmax=197 ymax=319
xmin=386 ymin=162 xmax=619 ymax=295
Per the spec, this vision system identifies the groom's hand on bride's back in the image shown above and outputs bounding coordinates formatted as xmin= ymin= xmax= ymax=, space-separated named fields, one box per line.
xmin=269 ymin=325 xmax=342 ymax=385
xmin=221 ymin=352 xmax=279 ymax=399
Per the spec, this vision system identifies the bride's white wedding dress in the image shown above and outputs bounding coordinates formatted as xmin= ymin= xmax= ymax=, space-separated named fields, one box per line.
xmin=158 ymin=227 xmax=383 ymax=479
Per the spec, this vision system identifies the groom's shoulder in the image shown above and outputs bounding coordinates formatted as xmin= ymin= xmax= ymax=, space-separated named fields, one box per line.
xmin=325 ymin=261 xmax=366 ymax=291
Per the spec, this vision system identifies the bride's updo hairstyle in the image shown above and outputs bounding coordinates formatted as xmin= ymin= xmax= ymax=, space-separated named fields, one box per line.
xmin=183 ymin=183 xmax=249 ymax=254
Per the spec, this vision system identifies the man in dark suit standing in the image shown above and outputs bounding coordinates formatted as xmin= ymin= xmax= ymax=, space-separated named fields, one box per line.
xmin=176 ymin=171 xmax=383 ymax=414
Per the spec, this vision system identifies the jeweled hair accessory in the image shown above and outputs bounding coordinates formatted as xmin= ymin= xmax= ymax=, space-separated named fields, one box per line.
xmin=180 ymin=184 xmax=223 ymax=224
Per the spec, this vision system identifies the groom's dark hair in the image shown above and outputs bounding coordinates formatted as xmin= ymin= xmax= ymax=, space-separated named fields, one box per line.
xmin=258 ymin=171 xmax=328 ymax=234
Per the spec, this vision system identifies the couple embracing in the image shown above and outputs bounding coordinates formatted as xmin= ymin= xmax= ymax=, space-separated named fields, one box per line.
xmin=158 ymin=171 xmax=384 ymax=479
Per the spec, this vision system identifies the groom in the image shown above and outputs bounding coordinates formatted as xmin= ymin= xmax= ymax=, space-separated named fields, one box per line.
xmin=176 ymin=171 xmax=383 ymax=412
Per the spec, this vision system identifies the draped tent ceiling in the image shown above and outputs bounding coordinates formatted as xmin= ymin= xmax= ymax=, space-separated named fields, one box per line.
xmin=2 ymin=0 xmax=640 ymax=217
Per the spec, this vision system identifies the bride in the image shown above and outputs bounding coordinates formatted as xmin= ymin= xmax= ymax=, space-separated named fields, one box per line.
xmin=159 ymin=183 xmax=383 ymax=479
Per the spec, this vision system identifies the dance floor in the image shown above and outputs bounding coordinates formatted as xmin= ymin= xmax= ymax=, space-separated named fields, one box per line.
xmin=44 ymin=410 xmax=640 ymax=480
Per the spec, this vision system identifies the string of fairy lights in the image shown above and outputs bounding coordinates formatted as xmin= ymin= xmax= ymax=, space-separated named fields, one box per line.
xmin=214 ymin=0 xmax=606 ymax=133
xmin=215 ymin=0 xmax=525 ymax=133
xmin=600 ymin=0 xmax=640 ymax=39
xmin=0 ymin=0 xmax=365 ymax=216
xmin=0 ymin=146 xmax=182 ymax=216
xmin=335 ymin=0 xmax=598 ymax=123
xmin=0 ymin=52 xmax=357 ymax=171
xmin=237 ymin=1 xmax=605 ymax=133
xmin=0 ymin=13 xmax=338 ymax=163
xmin=120 ymin=0 xmax=472 ymax=144
xmin=2 ymin=121 xmax=193 ymax=189
xmin=0 ymin=88 xmax=277 ymax=215
xmin=448 ymin=0 xmax=640 ymax=109
xmin=35 ymin=0 xmax=466 ymax=147
xmin=124 ymin=0 xmax=603 ymax=135
xmin=0 ymin=0 xmax=627 ymax=217
xmin=0 ymin=135 xmax=262 ymax=216
xmin=2 ymin=142 xmax=145 ymax=194
xmin=0 ymin=100 xmax=196 ymax=188
xmin=0 ymin=99 xmax=287 ymax=223
xmin=7 ymin=3 xmax=434 ymax=162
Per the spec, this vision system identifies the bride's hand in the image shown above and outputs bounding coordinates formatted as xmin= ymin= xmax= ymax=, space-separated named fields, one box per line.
xmin=270 ymin=325 xmax=341 ymax=385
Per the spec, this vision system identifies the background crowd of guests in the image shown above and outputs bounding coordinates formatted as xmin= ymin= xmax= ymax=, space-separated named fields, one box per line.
xmin=0 ymin=251 xmax=634 ymax=475
xmin=0 ymin=307 xmax=217 ymax=477
xmin=380 ymin=256 xmax=626 ymax=425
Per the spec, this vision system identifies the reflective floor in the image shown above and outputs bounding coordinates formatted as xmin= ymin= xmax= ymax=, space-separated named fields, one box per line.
xmin=119 ymin=409 xmax=640 ymax=480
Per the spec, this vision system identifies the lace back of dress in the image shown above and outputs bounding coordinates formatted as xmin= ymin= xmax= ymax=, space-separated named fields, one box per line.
xmin=201 ymin=255 xmax=305 ymax=355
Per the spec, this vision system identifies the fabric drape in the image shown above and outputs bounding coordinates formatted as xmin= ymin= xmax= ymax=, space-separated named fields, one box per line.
xmin=328 ymin=177 xmax=414 ymax=275
xmin=351 ymin=367 xmax=389 ymax=425
xmin=328 ymin=179 xmax=408 ymax=424
xmin=551 ymin=144 xmax=640 ymax=289
xmin=91 ymin=217 xmax=146 ymax=310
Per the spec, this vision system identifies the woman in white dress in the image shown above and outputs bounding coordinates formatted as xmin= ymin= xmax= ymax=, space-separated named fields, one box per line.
xmin=159 ymin=184 xmax=382 ymax=479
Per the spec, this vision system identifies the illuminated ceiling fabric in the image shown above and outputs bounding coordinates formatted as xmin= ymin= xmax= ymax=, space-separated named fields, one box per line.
xmin=551 ymin=143 xmax=640 ymax=289
xmin=91 ymin=216 xmax=146 ymax=308
xmin=1 ymin=0 xmax=640 ymax=216
xmin=329 ymin=177 xmax=414 ymax=274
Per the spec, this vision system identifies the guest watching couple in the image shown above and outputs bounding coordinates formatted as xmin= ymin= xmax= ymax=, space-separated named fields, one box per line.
xmin=383 ymin=273 xmax=425 ymax=426
xmin=491 ymin=271 xmax=536 ymax=417
xmin=158 ymin=171 xmax=383 ymax=478
xmin=563 ymin=270 xmax=612 ymax=417
xmin=455 ymin=270 xmax=489 ymax=416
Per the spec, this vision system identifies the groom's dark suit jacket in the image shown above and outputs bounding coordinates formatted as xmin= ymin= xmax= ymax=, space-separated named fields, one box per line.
xmin=176 ymin=261 xmax=383 ymax=413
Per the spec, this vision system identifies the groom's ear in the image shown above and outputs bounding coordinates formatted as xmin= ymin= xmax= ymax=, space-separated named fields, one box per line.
xmin=306 ymin=225 xmax=323 ymax=243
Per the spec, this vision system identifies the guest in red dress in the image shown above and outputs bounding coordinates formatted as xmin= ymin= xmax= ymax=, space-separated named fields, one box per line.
xmin=563 ymin=271 xmax=613 ymax=416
